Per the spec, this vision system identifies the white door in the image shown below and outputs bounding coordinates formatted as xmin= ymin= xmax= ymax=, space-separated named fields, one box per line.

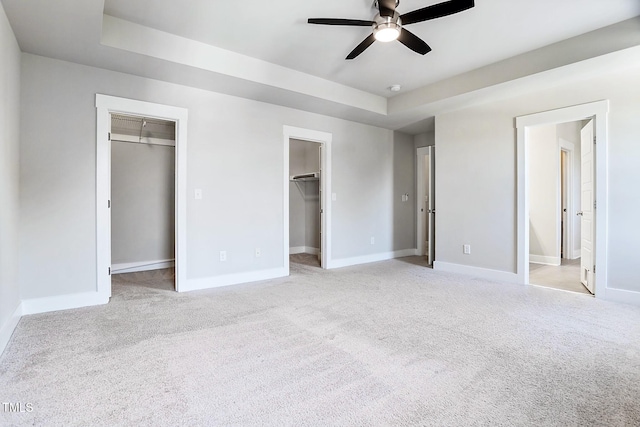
xmin=427 ymin=147 xmax=435 ymax=266
xmin=579 ymin=120 xmax=595 ymax=293
xmin=416 ymin=147 xmax=436 ymax=265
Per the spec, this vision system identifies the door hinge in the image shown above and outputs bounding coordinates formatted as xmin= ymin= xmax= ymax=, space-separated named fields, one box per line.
xmin=594 ymin=201 xmax=596 ymax=209
xmin=108 ymin=132 xmax=111 ymax=141
xmin=593 ymin=136 xmax=596 ymax=144
xmin=108 ymin=267 xmax=111 ymax=275
xmin=593 ymin=265 xmax=596 ymax=274
xmin=108 ymin=200 xmax=111 ymax=208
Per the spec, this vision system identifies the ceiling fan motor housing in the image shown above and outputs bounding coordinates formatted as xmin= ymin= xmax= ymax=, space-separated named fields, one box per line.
xmin=374 ymin=0 xmax=401 ymax=9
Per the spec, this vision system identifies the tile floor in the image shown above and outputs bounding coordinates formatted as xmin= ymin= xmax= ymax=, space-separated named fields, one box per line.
xmin=529 ymin=258 xmax=591 ymax=295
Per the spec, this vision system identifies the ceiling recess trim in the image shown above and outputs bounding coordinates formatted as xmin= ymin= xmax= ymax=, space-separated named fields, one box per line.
xmin=101 ymin=15 xmax=387 ymax=116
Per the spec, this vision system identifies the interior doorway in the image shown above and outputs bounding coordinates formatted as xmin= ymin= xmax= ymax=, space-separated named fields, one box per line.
xmin=96 ymin=94 xmax=188 ymax=297
xmin=109 ymin=113 xmax=176 ymax=289
xmin=516 ymin=101 xmax=609 ymax=299
xmin=527 ymin=119 xmax=594 ymax=295
xmin=283 ymin=126 xmax=332 ymax=273
xmin=289 ymin=139 xmax=322 ymax=268
xmin=416 ymin=146 xmax=435 ymax=266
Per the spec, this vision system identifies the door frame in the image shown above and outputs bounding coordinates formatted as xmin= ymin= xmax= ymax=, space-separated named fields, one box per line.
xmin=516 ymin=100 xmax=608 ymax=298
xmin=283 ymin=126 xmax=332 ymax=272
xmin=96 ymin=94 xmax=188 ymax=296
xmin=559 ymin=139 xmax=575 ymax=260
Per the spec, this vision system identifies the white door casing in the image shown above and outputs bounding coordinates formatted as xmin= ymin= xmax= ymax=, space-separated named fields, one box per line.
xmin=283 ymin=126 xmax=332 ymax=272
xmin=580 ymin=120 xmax=595 ymax=293
xmin=96 ymin=94 xmax=188 ymax=296
xmin=558 ymin=139 xmax=575 ymax=261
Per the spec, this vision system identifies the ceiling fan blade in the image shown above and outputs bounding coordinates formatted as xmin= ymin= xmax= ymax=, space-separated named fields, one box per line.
xmin=308 ymin=18 xmax=375 ymax=26
xmin=378 ymin=0 xmax=397 ymax=17
xmin=397 ymin=28 xmax=432 ymax=55
xmin=346 ymin=34 xmax=376 ymax=60
xmin=401 ymin=0 xmax=474 ymax=26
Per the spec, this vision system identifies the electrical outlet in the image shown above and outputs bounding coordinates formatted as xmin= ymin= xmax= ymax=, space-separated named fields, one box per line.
xmin=370 ymin=236 xmax=375 ymax=245
xmin=219 ymin=250 xmax=227 ymax=261
xmin=463 ymin=244 xmax=471 ymax=255
xmin=255 ymin=248 xmax=261 ymax=257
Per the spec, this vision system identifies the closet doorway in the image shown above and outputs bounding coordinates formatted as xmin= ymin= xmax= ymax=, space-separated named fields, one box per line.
xmin=96 ymin=95 xmax=188 ymax=297
xmin=289 ymin=139 xmax=322 ymax=267
xmin=110 ymin=114 xmax=176 ymax=289
xmin=283 ymin=126 xmax=332 ymax=272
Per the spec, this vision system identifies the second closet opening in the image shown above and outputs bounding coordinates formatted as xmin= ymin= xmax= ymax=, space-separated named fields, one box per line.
xmin=289 ymin=138 xmax=322 ymax=268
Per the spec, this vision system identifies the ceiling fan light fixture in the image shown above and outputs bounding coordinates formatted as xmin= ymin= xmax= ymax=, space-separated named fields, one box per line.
xmin=374 ymin=24 xmax=401 ymax=42
xmin=373 ymin=12 xmax=402 ymax=42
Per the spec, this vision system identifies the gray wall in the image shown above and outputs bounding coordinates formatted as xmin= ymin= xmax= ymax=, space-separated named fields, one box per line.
xmin=0 ymin=2 xmax=21 ymax=340
xmin=289 ymin=139 xmax=320 ymax=251
xmin=435 ymin=62 xmax=640 ymax=293
xmin=414 ymin=132 xmax=435 ymax=148
xmin=19 ymin=53 xmax=416 ymax=299
xmin=111 ymin=141 xmax=175 ymax=264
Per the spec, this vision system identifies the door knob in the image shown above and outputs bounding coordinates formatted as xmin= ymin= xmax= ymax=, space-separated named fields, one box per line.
xmin=576 ymin=211 xmax=583 ymax=216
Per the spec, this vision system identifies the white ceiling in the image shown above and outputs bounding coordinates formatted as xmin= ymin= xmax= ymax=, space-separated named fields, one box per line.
xmin=3 ymin=0 xmax=640 ymax=133
xmin=103 ymin=0 xmax=640 ymax=96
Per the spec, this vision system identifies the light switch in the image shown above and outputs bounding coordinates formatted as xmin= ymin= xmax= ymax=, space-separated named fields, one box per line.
xmin=194 ymin=189 xmax=202 ymax=200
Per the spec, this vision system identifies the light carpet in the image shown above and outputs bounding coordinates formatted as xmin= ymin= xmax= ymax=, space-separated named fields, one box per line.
xmin=1 ymin=258 xmax=639 ymax=426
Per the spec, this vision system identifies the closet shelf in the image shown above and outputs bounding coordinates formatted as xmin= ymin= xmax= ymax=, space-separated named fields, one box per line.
xmin=290 ymin=172 xmax=320 ymax=182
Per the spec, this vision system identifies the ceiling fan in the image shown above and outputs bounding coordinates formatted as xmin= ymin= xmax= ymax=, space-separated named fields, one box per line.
xmin=308 ymin=0 xmax=474 ymax=59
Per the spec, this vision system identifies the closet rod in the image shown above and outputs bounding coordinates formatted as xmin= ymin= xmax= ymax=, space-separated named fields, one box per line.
xmin=111 ymin=138 xmax=175 ymax=148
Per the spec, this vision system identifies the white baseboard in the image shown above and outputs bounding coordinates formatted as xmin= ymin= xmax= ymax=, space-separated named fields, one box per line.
xmin=572 ymin=249 xmax=581 ymax=260
xmin=529 ymin=255 xmax=561 ymax=266
xmin=182 ymin=267 xmax=287 ymax=292
xmin=601 ymin=287 xmax=640 ymax=306
xmin=21 ymin=291 xmax=109 ymax=316
xmin=433 ymin=261 xmax=519 ymax=283
xmin=112 ymin=259 xmax=175 ymax=274
xmin=0 ymin=303 xmax=23 ymax=357
xmin=289 ymin=246 xmax=319 ymax=255
xmin=329 ymin=248 xmax=417 ymax=269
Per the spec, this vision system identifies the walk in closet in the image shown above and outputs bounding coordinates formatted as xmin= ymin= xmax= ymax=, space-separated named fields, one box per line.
xmin=110 ymin=113 xmax=176 ymax=280
xmin=289 ymin=139 xmax=321 ymax=267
